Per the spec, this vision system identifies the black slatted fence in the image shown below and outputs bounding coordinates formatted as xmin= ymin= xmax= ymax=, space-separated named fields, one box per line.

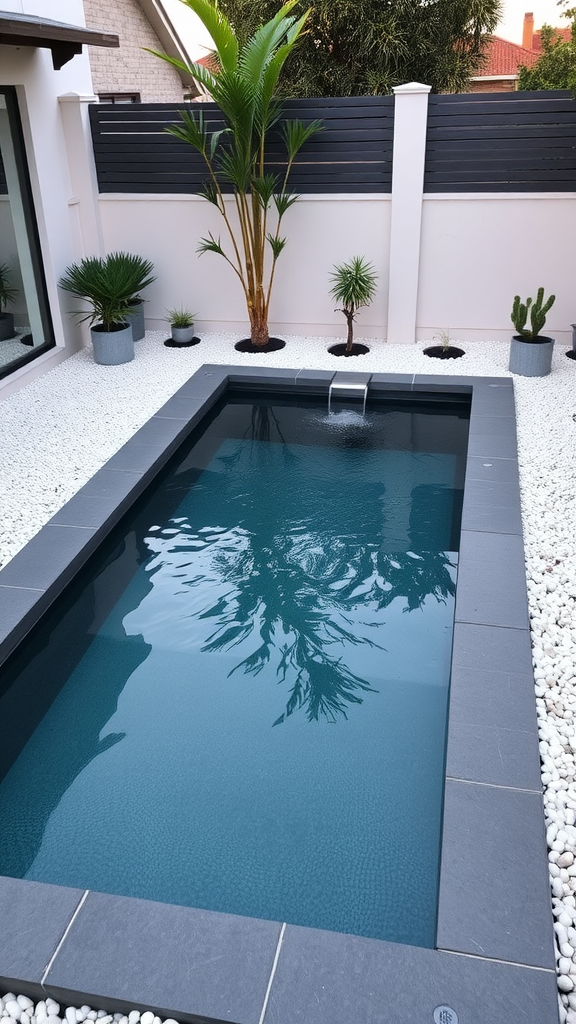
xmin=425 ymin=90 xmax=576 ymax=192
xmin=0 ymin=151 xmax=7 ymax=195
xmin=89 ymin=96 xmax=394 ymax=194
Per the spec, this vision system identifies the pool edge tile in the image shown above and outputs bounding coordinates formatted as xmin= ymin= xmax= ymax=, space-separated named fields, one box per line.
xmin=43 ymin=891 xmax=282 ymax=1024
xmin=262 ymin=924 xmax=558 ymax=1024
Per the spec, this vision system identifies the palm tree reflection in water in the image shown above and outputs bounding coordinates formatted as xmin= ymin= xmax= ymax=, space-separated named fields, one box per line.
xmin=144 ymin=404 xmax=458 ymax=727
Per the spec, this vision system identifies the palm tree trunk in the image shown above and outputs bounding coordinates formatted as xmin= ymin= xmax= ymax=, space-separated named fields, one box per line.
xmin=345 ymin=311 xmax=354 ymax=353
xmin=250 ymin=306 xmax=270 ymax=347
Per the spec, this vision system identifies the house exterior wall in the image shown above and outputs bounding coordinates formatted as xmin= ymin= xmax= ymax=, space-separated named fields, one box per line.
xmin=83 ymin=0 xmax=185 ymax=102
xmin=0 ymin=0 xmax=97 ymax=396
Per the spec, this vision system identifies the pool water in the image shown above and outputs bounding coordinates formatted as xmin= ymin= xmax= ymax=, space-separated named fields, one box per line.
xmin=0 ymin=394 xmax=469 ymax=947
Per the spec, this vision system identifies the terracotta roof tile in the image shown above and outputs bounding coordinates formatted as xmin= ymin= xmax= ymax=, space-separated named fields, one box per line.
xmin=532 ymin=25 xmax=572 ymax=52
xmin=479 ymin=35 xmax=539 ymax=76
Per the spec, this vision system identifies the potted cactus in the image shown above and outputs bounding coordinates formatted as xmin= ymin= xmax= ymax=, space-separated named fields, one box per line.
xmin=509 ymin=288 xmax=556 ymax=377
xmin=0 ymin=262 xmax=17 ymax=341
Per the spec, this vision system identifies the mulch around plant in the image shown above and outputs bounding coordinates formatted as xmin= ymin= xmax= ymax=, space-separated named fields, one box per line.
xmin=423 ymin=345 xmax=465 ymax=359
xmin=327 ymin=343 xmax=370 ymax=357
xmin=234 ymin=337 xmax=286 ymax=353
xmin=163 ymin=336 xmax=201 ymax=348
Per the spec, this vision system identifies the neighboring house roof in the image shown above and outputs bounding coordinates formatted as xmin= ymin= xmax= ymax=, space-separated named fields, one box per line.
xmin=0 ymin=10 xmax=118 ymax=69
xmin=532 ymin=26 xmax=572 ymax=52
xmin=478 ymin=35 xmax=539 ymax=77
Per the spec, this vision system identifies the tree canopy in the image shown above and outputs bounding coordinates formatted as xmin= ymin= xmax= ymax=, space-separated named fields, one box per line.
xmin=214 ymin=0 xmax=502 ymax=95
xmin=518 ymin=20 xmax=576 ymax=91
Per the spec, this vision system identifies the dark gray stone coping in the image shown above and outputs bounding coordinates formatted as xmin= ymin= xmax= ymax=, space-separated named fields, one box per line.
xmin=0 ymin=366 xmax=558 ymax=1024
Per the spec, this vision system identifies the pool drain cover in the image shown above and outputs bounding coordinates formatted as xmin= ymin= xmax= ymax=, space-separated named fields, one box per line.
xmin=433 ymin=1008 xmax=458 ymax=1024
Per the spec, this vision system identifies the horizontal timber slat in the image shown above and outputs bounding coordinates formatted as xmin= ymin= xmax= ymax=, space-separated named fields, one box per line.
xmin=89 ymin=92 xmax=576 ymax=195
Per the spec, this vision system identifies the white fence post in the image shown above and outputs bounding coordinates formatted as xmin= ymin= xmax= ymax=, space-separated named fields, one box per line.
xmin=386 ymin=82 xmax=430 ymax=344
xmin=58 ymin=92 xmax=104 ymax=258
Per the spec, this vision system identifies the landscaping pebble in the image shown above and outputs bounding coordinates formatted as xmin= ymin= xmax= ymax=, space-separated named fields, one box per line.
xmin=0 ymin=332 xmax=575 ymax=1021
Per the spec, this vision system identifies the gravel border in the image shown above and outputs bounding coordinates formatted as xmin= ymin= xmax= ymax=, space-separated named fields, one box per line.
xmin=1 ymin=331 xmax=575 ymax=1021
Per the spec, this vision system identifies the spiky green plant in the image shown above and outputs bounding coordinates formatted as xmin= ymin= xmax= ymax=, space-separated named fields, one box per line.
xmin=329 ymin=256 xmax=378 ymax=353
xmin=166 ymin=307 xmax=196 ymax=328
xmin=511 ymin=287 xmax=556 ymax=340
xmin=0 ymin=262 xmax=17 ymax=314
xmin=148 ymin=0 xmax=322 ymax=347
xmin=59 ymin=253 xmax=156 ymax=332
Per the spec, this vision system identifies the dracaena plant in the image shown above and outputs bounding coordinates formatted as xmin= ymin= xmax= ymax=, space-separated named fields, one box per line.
xmin=149 ymin=0 xmax=322 ymax=347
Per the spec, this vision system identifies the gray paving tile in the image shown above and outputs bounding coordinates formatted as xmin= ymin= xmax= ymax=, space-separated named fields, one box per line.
xmin=369 ymin=372 xmax=414 ymax=387
xmin=295 ymin=369 xmax=335 ymax=388
xmin=460 ymin=495 xmax=523 ymax=535
xmin=125 ymin=416 xmax=192 ymax=450
xmin=333 ymin=370 xmax=372 ymax=384
xmin=465 ymin=455 xmax=521 ymax=484
xmin=101 ymin=445 xmax=167 ymax=475
xmin=0 ymin=524 xmax=97 ymax=593
xmin=412 ymin=374 xmax=473 ymax=392
xmin=50 ymin=492 xmax=130 ymax=529
xmin=152 ymin=396 xmax=209 ymax=420
xmin=446 ymin=621 xmax=540 ymax=790
xmin=44 ymin=891 xmax=281 ymax=1024
xmin=264 ymin=924 xmax=558 ymax=1024
xmin=0 ymin=876 xmax=84 ymax=987
xmin=471 ymin=388 xmax=516 ymax=418
xmin=78 ymin=468 xmax=144 ymax=499
xmin=446 ymin=721 xmax=541 ymax=790
xmin=467 ymin=429 xmax=519 ymax=460
xmin=455 ymin=531 xmax=530 ymax=629
xmin=0 ymin=585 xmax=45 ymax=648
xmin=451 ymin=620 xmax=533 ymax=677
xmin=437 ymin=780 xmax=554 ymax=969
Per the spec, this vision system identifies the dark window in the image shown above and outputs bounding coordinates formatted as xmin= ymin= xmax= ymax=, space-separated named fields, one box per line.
xmin=98 ymin=93 xmax=141 ymax=104
xmin=0 ymin=87 xmax=55 ymax=380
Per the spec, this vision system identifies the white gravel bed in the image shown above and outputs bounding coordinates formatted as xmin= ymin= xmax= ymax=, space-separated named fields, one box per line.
xmin=0 ymin=331 xmax=575 ymax=1020
xmin=0 ymin=995 xmax=179 ymax=1024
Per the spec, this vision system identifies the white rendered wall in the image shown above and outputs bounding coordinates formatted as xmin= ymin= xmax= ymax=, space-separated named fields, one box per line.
xmin=98 ymin=193 xmax=391 ymax=339
xmin=416 ymin=194 xmax=576 ymax=346
xmin=0 ymin=0 xmax=96 ymax=395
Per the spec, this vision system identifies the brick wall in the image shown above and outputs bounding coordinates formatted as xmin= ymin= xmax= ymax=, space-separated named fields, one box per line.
xmin=83 ymin=0 xmax=185 ymax=102
xmin=466 ymin=79 xmax=518 ymax=93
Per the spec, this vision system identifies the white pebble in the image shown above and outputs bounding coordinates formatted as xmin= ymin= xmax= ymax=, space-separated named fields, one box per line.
xmin=560 ymin=975 xmax=575 ymax=993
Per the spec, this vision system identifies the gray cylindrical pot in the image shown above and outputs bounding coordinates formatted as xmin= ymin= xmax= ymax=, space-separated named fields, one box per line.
xmin=0 ymin=312 xmax=15 ymax=341
xmin=508 ymin=335 xmax=554 ymax=377
xmin=171 ymin=325 xmax=195 ymax=344
xmin=571 ymin=324 xmax=576 ymax=353
xmin=125 ymin=299 xmax=145 ymax=341
xmin=90 ymin=323 xmax=134 ymax=365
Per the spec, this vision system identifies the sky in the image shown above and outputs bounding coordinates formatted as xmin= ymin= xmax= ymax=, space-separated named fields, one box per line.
xmin=161 ymin=0 xmax=570 ymax=58
xmin=497 ymin=0 xmax=569 ymax=41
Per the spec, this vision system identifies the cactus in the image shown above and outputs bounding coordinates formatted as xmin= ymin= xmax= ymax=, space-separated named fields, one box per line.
xmin=511 ymin=287 xmax=555 ymax=340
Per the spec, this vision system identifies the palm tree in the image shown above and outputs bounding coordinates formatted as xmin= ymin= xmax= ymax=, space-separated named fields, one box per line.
xmin=149 ymin=0 xmax=322 ymax=347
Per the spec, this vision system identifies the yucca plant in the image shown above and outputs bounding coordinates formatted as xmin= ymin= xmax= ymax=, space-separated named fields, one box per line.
xmin=511 ymin=287 xmax=555 ymax=341
xmin=59 ymin=253 xmax=156 ymax=332
xmin=329 ymin=256 xmax=378 ymax=353
xmin=149 ymin=0 xmax=322 ymax=348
